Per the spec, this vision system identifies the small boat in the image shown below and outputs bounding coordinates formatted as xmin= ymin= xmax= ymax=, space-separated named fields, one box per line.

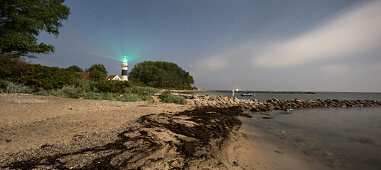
xmin=240 ymin=93 xmax=253 ymax=96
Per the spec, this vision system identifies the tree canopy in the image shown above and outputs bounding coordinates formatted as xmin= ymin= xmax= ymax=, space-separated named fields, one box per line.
xmin=0 ymin=0 xmax=70 ymax=58
xmin=129 ymin=61 xmax=194 ymax=89
xmin=66 ymin=65 xmax=83 ymax=72
xmin=87 ymin=64 xmax=107 ymax=82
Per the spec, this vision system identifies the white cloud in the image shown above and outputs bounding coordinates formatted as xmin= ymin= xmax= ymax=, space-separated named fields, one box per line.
xmin=189 ymin=55 xmax=227 ymax=77
xmin=253 ymin=1 xmax=381 ymax=68
xmin=321 ymin=65 xmax=350 ymax=75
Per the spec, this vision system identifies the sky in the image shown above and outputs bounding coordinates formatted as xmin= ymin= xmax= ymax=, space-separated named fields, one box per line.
xmin=32 ymin=0 xmax=381 ymax=92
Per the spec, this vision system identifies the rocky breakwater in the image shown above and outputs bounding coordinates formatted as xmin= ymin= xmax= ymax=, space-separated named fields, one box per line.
xmin=179 ymin=94 xmax=381 ymax=113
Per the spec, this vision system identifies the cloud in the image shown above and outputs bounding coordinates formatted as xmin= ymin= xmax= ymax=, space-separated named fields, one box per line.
xmin=253 ymin=1 xmax=381 ymax=68
xmin=321 ymin=65 xmax=350 ymax=75
xmin=189 ymin=55 xmax=227 ymax=77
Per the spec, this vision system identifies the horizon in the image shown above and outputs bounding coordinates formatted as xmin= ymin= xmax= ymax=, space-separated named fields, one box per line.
xmin=31 ymin=0 xmax=381 ymax=92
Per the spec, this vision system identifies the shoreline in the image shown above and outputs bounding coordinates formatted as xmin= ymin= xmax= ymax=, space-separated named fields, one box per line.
xmin=1 ymin=93 xmax=378 ymax=169
xmin=223 ymin=119 xmax=335 ymax=170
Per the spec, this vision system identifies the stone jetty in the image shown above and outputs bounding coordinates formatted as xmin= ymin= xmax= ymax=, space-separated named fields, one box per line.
xmin=178 ymin=94 xmax=381 ymax=112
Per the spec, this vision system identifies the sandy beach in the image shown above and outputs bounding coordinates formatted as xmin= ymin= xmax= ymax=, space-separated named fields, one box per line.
xmin=0 ymin=93 xmax=332 ymax=169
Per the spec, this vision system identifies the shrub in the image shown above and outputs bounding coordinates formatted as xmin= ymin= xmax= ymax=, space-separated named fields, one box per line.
xmin=50 ymin=86 xmax=80 ymax=99
xmin=102 ymin=92 xmax=116 ymax=100
xmin=73 ymin=78 xmax=95 ymax=92
xmin=0 ymin=80 xmax=32 ymax=93
xmin=33 ymin=88 xmax=49 ymax=96
xmin=84 ymin=92 xmax=103 ymax=100
xmin=84 ymin=92 xmax=116 ymax=100
xmin=119 ymin=93 xmax=140 ymax=102
xmin=0 ymin=58 xmax=78 ymax=90
xmin=159 ymin=90 xmax=187 ymax=104
xmin=126 ymin=86 xmax=159 ymax=96
xmin=96 ymin=81 xmax=130 ymax=93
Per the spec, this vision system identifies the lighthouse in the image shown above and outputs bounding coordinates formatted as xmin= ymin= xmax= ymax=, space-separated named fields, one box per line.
xmin=121 ymin=56 xmax=128 ymax=81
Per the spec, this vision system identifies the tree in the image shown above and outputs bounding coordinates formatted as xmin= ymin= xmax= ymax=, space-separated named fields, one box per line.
xmin=66 ymin=65 xmax=83 ymax=72
xmin=0 ymin=0 xmax=70 ymax=58
xmin=89 ymin=70 xmax=106 ymax=82
xmin=87 ymin=64 xmax=107 ymax=81
xmin=129 ymin=61 xmax=194 ymax=89
xmin=86 ymin=64 xmax=108 ymax=74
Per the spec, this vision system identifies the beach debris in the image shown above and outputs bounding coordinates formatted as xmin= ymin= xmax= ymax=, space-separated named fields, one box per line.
xmin=233 ymin=161 xmax=239 ymax=166
xmin=0 ymin=106 xmax=245 ymax=169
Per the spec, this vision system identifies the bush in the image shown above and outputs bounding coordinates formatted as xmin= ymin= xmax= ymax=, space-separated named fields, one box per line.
xmin=119 ymin=93 xmax=141 ymax=102
xmin=96 ymin=81 xmax=130 ymax=93
xmin=73 ymin=78 xmax=95 ymax=92
xmin=84 ymin=92 xmax=104 ymax=100
xmin=126 ymin=86 xmax=159 ymax=95
xmin=0 ymin=58 xmax=78 ymax=90
xmin=0 ymin=80 xmax=32 ymax=93
xmin=33 ymin=88 xmax=49 ymax=96
xmin=50 ymin=86 xmax=81 ymax=99
xmin=159 ymin=90 xmax=187 ymax=104
xmin=102 ymin=92 xmax=116 ymax=100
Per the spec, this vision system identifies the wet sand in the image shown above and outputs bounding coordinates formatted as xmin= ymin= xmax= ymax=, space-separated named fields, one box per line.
xmin=222 ymin=121 xmax=334 ymax=170
xmin=0 ymin=93 xmax=332 ymax=169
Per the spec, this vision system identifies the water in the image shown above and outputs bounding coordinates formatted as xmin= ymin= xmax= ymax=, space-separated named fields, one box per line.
xmin=247 ymin=107 xmax=381 ymax=170
xmin=191 ymin=91 xmax=381 ymax=101
xmin=190 ymin=91 xmax=381 ymax=169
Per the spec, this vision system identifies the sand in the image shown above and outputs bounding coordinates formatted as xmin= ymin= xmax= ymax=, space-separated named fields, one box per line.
xmin=0 ymin=93 xmax=190 ymax=154
xmin=0 ymin=93 xmax=332 ymax=169
xmin=221 ymin=121 xmax=334 ymax=170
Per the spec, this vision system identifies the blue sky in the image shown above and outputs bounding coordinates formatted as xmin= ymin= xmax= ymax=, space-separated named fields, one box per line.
xmin=33 ymin=0 xmax=381 ymax=92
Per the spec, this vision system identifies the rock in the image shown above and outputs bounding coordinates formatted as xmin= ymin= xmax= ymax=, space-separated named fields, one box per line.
xmin=233 ymin=161 xmax=239 ymax=166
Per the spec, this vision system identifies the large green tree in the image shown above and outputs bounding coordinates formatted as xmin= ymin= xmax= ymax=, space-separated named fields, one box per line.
xmin=66 ymin=65 xmax=83 ymax=72
xmin=129 ymin=61 xmax=194 ymax=89
xmin=87 ymin=64 xmax=107 ymax=82
xmin=0 ymin=0 xmax=70 ymax=58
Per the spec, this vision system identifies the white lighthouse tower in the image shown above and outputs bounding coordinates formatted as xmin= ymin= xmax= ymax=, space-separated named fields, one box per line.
xmin=121 ymin=56 xmax=128 ymax=81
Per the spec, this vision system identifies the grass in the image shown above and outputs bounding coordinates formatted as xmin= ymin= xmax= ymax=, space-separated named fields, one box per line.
xmin=50 ymin=86 xmax=81 ymax=99
xmin=0 ymin=80 xmax=32 ymax=94
xmin=159 ymin=90 xmax=187 ymax=105
xmin=0 ymin=79 xmax=161 ymax=103
xmin=118 ymin=93 xmax=141 ymax=102
xmin=84 ymin=92 xmax=117 ymax=100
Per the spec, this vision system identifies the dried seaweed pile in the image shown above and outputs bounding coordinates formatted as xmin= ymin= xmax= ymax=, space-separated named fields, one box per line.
xmin=1 ymin=107 xmax=244 ymax=169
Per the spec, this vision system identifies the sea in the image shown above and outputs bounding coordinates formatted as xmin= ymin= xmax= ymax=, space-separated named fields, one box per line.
xmin=192 ymin=91 xmax=381 ymax=170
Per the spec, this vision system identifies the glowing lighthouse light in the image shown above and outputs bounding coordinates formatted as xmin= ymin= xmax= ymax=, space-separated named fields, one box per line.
xmin=121 ymin=56 xmax=128 ymax=81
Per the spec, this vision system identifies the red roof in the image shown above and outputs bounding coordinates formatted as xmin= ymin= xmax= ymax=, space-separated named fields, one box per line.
xmin=75 ymin=72 xmax=90 ymax=79
xmin=106 ymin=75 xmax=117 ymax=80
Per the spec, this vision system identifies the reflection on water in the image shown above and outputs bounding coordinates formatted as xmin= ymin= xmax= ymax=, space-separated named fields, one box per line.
xmin=247 ymin=107 xmax=381 ymax=170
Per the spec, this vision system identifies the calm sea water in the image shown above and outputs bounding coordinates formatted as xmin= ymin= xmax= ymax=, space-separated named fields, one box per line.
xmin=190 ymin=92 xmax=381 ymax=170
xmin=246 ymin=107 xmax=381 ymax=170
xmin=191 ymin=91 xmax=381 ymax=101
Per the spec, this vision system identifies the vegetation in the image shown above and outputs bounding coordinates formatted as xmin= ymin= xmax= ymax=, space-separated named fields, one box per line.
xmin=0 ymin=0 xmax=70 ymax=58
xmin=0 ymin=57 xmax=78 ymax=90
xmin=0 ymin=80 xmax=32 ymax=93
xmin=87 ymin=64 xmax=107 ymax=81
xmin=0 ymin=57 xmax=188 ymax=104
xmin=66 ymin=65 xmax=83 ymax=72
xmin=129 ymin=61 xmax=194 ymax=89
xmin=159 ymin=90 xmax=187 ymax=105
xmin=96 ymin=80 xmax=130 ymax=93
